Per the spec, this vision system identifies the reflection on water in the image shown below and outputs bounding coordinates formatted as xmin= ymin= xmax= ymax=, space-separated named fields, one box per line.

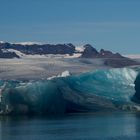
xmin=0 ymin=113 xmax=140 ymax=140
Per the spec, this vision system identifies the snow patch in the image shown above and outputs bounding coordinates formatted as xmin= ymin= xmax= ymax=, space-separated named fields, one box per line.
xmin=47 ymin=71 xmax=70 ymax=80
xmin=7 ymin=49 xmax=25 ymax=57
xmin=12 ymin=42 xmax=44 ymax=45
xmin=63 ymin=53 xmax=82 ymax=58
xmin=124 ymin=54 xmax=140 ymax=59
xmin=0 ymin=41 xmax=6 ymax=44
xmin=75 ymin=46 xmax=85 ymax=52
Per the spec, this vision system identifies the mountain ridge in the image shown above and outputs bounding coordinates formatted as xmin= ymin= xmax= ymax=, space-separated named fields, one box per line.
xmin=0 ymin=41 xmax=139 ymax=67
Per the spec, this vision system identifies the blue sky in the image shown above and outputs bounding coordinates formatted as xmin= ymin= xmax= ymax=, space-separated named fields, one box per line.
xmin=0 ymin=0 xmax=140 ymax=54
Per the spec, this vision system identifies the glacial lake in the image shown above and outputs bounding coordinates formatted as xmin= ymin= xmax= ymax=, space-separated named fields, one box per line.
xmin=0 ymin=112 xmax=140 ymax=140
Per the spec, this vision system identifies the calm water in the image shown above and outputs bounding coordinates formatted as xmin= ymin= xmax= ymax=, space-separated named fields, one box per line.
xmin=0 ymin=113 xmax=140 ymax=140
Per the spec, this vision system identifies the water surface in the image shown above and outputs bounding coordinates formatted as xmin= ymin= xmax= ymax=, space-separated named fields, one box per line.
xmin=0 ymin=113 xmax=140 ymax=140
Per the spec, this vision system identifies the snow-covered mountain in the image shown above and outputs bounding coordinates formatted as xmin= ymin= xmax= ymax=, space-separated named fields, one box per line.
xmin=0 ymin=41 xmax=139 ymax=67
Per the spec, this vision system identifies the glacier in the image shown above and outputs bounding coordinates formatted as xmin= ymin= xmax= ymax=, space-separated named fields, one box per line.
xmin=0 ymin=67 xmax=140 ymax=115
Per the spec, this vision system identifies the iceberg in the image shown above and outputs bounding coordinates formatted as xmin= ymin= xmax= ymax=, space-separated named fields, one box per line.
xmin=0 ymin=68 xmax=139 ymax=115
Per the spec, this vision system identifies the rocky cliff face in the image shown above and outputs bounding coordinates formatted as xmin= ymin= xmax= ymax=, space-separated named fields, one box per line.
xmin=81 ymin=44 xmax=99 ymax=58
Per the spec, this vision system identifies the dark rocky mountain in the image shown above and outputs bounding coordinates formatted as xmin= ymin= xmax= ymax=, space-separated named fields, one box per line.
xmin=81 ymin=44 xmax=124 ymax=58
xmin=0 ymin=42 xmax=75 ymax=55
xmin=81 ymin=44 xmax=99 ymax=58
xmin=81 ymin=44 xmax=139 ymax=67
xmin=0 ymin=42 xmax=139 ymax=67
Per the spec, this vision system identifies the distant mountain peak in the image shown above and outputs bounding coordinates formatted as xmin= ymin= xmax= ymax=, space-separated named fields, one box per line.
xmin=0 ymin=41 xmax=139 ymax=67
xmin=81 ymin=44 xmax=99 ymax=58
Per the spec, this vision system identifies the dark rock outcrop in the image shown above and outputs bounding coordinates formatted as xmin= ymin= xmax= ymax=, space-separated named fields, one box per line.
xmin=81 ymin=44 xmax=99 ymax=58
xmin=99 ymin=49 xmax=123 ymax=58
xmin=104 ymin=58 xmax=139 ymax=68
xmin=0 ymin=49 xmax=19 ymax=58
